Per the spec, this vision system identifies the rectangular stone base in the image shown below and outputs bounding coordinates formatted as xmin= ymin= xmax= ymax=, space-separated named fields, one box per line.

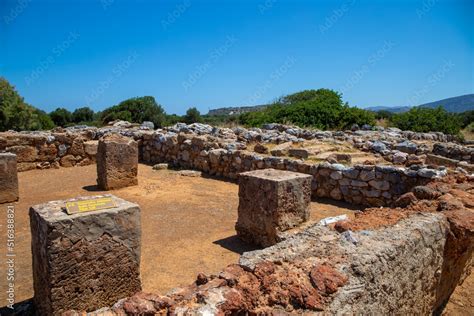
xmin=29 ymin=195 xmax=141 ymax=315
xmin=236 ymin=169 xmax=312 ymax=247
xmin=0 ymin=153 xmax=19 ymax=203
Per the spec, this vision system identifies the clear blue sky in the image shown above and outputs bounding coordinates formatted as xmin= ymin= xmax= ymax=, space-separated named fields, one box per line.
xmin=1 ymin=0 xmax=473 ymax=114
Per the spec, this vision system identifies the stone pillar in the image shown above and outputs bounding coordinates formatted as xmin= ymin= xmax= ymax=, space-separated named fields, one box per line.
xmin=29 ymin=195 xmax=141 ymax=315
xmin=96 ymin=134 xmax=138 ymax=190
xmin=0 ymin=153 xmax=19 ymax=203
xmin=236 ymin=168 xmax=312 ymax=247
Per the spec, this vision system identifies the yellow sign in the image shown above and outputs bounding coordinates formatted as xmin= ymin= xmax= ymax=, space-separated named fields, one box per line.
xmin=65 ymin=197 xmax=116 ymax=215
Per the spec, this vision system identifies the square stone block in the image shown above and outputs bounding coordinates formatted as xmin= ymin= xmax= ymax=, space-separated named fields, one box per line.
xmin=236 ymin=168 xmax=312 ymax=247
xmin=29 ymin=195 xmax=141 ymax=315
xmin=96 ymin=134 xmax=138 ymax=190
xmin=0 ymin=153 xmax=19 ymax=203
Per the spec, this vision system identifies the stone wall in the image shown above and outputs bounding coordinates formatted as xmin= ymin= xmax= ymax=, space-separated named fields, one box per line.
xmin=0 ymin=130 xmax=98 ymax=171
xmin=0 ymin=124 xmax=450 ymax=207
xmin=140 ymin=131 xmax=443 ymax=207
xmin=432 ymin=142 xmax=474 ymax=163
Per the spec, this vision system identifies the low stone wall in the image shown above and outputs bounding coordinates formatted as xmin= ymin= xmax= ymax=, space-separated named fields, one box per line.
xmin=140 ymin=132 xmax=442 ymax=207
xmin=0 ymin=130 xmax=98 ymax=171
xmin=0 ymin=126 xmax=448 ymax=207
xmin=433 ymin=142 xmax=474 ymax=163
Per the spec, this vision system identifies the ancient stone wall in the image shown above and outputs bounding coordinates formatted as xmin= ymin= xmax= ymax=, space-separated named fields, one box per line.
xmin=0 ymin=130 xmax=98 ymax=171
xmin=432 ymin=142 xmax=474 ymax=163
xmin=0 ymin=124 xmax=454 ymax=207
xmin=140 ymin=132 xmax=442 ymax=207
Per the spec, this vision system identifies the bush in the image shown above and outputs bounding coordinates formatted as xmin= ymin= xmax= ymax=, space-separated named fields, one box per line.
xmin=72 ymin=107 xmax=94 ymax=123
xmin=100 ymin=96 xmax=166 ymax=127
xmin=390 ymin=106 xmax=462 ymax=135
xmin=0 ymin=77 xmax=55 ymax=131
xmin=183 ymin=107 xmax=202 ymax=124
xmin=239 ymin=89 xmax=375 ymax=130
xmin=49 ymin=108 xmax=72 ymax=127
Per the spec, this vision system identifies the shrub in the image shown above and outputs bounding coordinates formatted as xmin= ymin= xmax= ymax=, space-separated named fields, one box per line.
xmin=100 ymin=96 xmax=166 ymax=127
xmin=390 ymin=106 xmax=462 ymax=135
xmin=49 ymin=108 xmax=73 ymax=127
xmin=183 ymin=107 xmax=202 ymax=124
xmin=239 ymin=89 xmax=375 ymax=130
xmin=0 ymin=77 xmax=55 ymax=131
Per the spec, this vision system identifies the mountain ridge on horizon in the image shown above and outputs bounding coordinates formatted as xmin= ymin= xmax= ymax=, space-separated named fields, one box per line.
xmin=207 ymin=94 xmax=474 ymax=116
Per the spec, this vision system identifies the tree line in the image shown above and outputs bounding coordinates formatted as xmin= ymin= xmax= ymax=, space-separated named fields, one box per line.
xmin=0 ymin=77 xmax=471 ymax=136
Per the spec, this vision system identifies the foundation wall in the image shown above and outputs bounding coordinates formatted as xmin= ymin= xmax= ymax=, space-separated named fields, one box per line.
xmin=0 ymin=128 xmax=445 ymax=206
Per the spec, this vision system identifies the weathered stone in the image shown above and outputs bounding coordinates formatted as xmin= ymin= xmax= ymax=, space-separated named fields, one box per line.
xmin=395 ymin=192 xmax=417 ymax=207
xmin=413 ymin=186 xmax=441 ymax=200
xmin=289 ymin=148 xmax=310 ymax=159
xmin=236 ymin=169 xmax=312 ymax=247
xmin=368 ymin=180 xmax=390 ymax=191
xmin=29 ymin=195 xmax=142 ymax=315
xmin=342 ymin=168 xmax=359 ymax=179
xmin=152 ymin=163 xmax=168 ymax=170
xmin=60 ymin=154 xmax=77 ymax=167
xmin=0 ymin=153 xmax=19 ymax=203
xmin=330 ymin=171 xmax=343 ymax=180
xmin=359 ymin=169 xmax=375 ymax=181
xmin=351 ymin=180 xmax=368 ymax=187
xmin=84 ymin=140 xmax=99 ymax=156
xmin=97 ymin=134 xmax=138 ymax=190
xmin=270 ymin=142 xmax=292 ymax=156
xmin=7 ymin=145 xmax=37 ymax=162
xmin=254 ymin=143 xmax=269 ymax=154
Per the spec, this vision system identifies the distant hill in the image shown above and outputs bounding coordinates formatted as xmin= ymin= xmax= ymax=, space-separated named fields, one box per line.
xmin=418 ymin=94 xmax=474 ymax=113
xmin=207 ymin=104 xmax=268 ymax=116
xmin=209 ymin=94 xmax=474 ymax=116
xmin=365 ymin=106 xmax=411 ymax=113
xmin=366 ymin=94 xmax=474 ymax=113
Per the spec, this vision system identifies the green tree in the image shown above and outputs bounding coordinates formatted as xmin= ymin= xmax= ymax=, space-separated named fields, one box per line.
xmin=72 ymin=107 xmax=95 ymax=123
xmin=184 ymin=107 xmax=202 ymax=124
xmin=0 ymin=77 xmax=55 ymax=131
xmin=101 ymin=96 xmax=166 ymax=127
xmin=390 ymin=106 xmax=462 ymax=135
xmin=49 ymin=108 xmax=73 ymax=127
xmin=239 ymin=89 xmax=375 ymax=130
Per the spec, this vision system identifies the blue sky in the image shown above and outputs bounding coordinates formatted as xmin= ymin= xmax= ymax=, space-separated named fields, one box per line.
xmin=1 ymin=0 xmax=473 ymax=114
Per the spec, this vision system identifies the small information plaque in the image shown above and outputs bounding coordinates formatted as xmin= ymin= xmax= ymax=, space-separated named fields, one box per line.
xmin=65 ymin=197 xmax=116 ymax=215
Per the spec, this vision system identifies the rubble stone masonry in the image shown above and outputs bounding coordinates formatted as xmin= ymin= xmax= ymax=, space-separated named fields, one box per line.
xmin=0 ymin=152 xmax=19 ymax=203
xmin=29 ymin=195 xmax=142 ymax=315
xmin=236 ymin=169 xmax=312 ymax=246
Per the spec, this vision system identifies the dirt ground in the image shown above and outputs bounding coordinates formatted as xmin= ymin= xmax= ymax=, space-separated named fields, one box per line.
xmin=0 ymin=164 xmax=357 ymax=307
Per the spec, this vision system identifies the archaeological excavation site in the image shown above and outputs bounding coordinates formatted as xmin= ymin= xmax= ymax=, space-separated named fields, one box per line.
xmin=0 ymin=121 xmax=473 ymax=315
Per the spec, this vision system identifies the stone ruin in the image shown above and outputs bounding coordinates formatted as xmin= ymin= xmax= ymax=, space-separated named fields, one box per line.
xmin=236 ymin=169 xmax=312 ymax=247
xmin=0 ymin=121 xmax=473 ymax=314
xmin=0 ymin=152 xmax=19 ymax=204
xmin=29 ymin=195 xmax=141 ymax=315
xmin=96 ymin=134 xmax=138 ymax=190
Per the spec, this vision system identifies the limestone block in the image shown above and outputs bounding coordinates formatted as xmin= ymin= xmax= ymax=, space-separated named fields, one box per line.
xmin=29 ymin=195 xmax=141 ymax=315
xmin=236 ymin=168 xmax=312 ymax=247
xmin=0 ymin=153 xmax=19 ymax=203
xmin=97 ymin=134 xmax=138 ymax=190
